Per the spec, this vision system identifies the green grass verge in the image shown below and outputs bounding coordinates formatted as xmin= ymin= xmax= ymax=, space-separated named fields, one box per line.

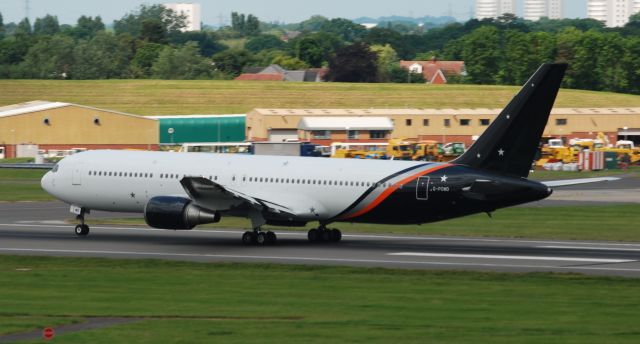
xmin=1 ymin=256 xmax=640 ymax=343
xmin=90 ymin=204 xmax=640 ymax=242
xmin=1 ymin=80 xmax=638 ymax=115
xmin=0 ymin=169 xmax=53 ymax=202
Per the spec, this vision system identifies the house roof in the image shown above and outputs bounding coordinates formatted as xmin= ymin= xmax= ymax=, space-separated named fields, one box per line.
xmin=235 ymin=73 xmax=285 ymax=81
xmin=0 ymin=100 xmax=156 ymax=120
xmin=0 ymin=101 xmax=69 ymax=118
xmin=400 ymin=60 xmax=466 ymax=76
xmin=298 ymin=116 xmax=394 ymax=131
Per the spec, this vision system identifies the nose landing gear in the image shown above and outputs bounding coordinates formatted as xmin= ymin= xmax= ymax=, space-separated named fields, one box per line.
xmin=72 ymin=207 xmax=90 ymax=236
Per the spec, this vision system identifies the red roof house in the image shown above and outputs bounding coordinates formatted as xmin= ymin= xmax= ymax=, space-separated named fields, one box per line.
xmin=400 ymin=58 xmax=466 ymax=84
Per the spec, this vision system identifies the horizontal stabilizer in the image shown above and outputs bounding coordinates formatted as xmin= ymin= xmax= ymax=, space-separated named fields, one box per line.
xmin=541 ymin=177 xmax=620 ymax=188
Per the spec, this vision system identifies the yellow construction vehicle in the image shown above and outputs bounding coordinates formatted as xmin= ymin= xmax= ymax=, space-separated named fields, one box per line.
xmin=413 ymin=140 xmax=444 ymax=161
xmin=598 ymin=140 xmax=640 ymax=164
xmin=386 ymin=139 xmax=415 ymax=160
xmin=537 ymin=138 xmax=577 ymax=166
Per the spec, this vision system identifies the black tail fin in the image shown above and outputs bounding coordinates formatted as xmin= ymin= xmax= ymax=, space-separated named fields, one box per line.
xmin=454 ymin=63 xmax=567 ymax=178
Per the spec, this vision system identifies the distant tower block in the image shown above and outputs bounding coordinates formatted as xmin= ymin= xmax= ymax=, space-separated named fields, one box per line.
xmin=163 ymin=3 xmax=202 ymax=31
xmin=476 ymin=0 xmax=516 ymax=19
xmin=588 ymin=0 xmax=639 ymax=27
xmin=524 ymin=0 xmax=564 ymax=21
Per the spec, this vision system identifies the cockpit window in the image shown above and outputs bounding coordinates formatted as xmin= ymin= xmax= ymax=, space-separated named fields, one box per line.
xmin=51 ymin=164 xmax=59 ymax=173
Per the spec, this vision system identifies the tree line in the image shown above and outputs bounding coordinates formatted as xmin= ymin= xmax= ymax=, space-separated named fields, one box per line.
xmin=1 ymin=6 xmax=640 ymax=94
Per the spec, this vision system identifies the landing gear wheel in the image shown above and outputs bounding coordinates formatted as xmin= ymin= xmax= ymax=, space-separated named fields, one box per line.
xmin=322 ymin=229 xmax=332 ymax=242
xmin=265 ymin=231 xmax=277 ymax=245
xmin=75 ymin=224 xmax=89 ymax=236
xmin=330 ymin=229 xmax=342 ymax=243
xmin=256 ymin=232 xmax=266 ymax=245
xmin=308 ymin=228 xmax=321 ymax=243
xmin=242 ymin=231 xmax=255 ymax=245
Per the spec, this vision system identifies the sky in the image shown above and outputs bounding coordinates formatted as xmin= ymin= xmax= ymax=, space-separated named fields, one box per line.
xmin=0 ymin=0 xmax=588 ymax=26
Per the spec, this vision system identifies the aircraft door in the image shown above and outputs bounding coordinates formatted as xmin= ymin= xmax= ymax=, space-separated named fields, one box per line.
xmin=71 ymin=164 xmax=82 ymax=186
xmin=416 ymin=176 xmax=430 ymax=200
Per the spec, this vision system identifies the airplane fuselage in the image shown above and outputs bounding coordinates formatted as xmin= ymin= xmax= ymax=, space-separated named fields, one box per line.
xmin=41 ymin=150 xmax=551 ymax=226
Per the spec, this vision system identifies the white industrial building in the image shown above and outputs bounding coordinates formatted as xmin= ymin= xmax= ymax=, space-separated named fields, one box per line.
xmin=524 ymin=0 xmax=564 ymax=21
xmin=163 ymin=2 xmax=201 ymax=31
xmin=475 ymin=0 xmax=517 ymax=19
xmin=587 ymin=0 xmax=640 ymax=27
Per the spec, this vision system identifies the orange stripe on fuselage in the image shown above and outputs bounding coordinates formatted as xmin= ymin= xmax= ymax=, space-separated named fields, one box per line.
xmin=340 ymin=163 xmax=452 ymax=220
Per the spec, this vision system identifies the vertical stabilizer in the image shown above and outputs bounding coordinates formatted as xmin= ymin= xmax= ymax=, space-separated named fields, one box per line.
xmin=454 ymin=63 xmax=567 ymax=178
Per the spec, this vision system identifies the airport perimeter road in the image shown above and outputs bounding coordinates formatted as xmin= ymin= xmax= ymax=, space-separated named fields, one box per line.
xmin=2 ymin=218 xmax=640 ymax=278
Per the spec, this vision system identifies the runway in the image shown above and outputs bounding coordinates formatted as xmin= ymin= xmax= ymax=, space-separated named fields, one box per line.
xmin=2 ymin=172 xmax=639 ymax=278
xmin=1 ymin=201 xmax=640 ymax=277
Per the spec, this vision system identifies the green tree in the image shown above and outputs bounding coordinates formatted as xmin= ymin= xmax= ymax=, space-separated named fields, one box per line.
xmin=19 ymin=35 xmax=74 ymax=78
xmin=297 ymin=15 xmax=329 ymax=32
xmin=459 ymin=26 xmax=501 ymax=84
xmin=623 ymin=36 xmax=640 ymax=94
xmin=114 ymin=5 xmax=185 ymax=38
xmin=141 ymin=19 xmax=167 ymax=43
xmin=69 ymin=16 xmax=105 ymax=39
xmin=231 ymin=12 xmax=246 ymax=33
xmin=245 ymin=15 xmax=261 ymax=36
xmin=15 ymin=18 xmax=32 ymax=36
xmin=319 ymin=18 xmax=366 ymax=42
xmin=271 ymin=54 xmax=308 ymax=70
xmin=33 ymin=14 xmax=60 ymax=35
xmin=245 ymin=34 xmax=285 ymax=53
xmin=170 ymin=31 xmax=226 ymax=57
xmin=326 ymin=42 xmax=378 ymax=82
xmin=152 ymin=42 xmax=213 ymax=79
xmin=129 ymin=42 xmax=164 ymax=78
xmin=295 ymin=32 xmax=343 ymax=67
xmin=71 ymin=31 xmax=132 ymax=79
xmin=211 ymin=49 xmax=253 ymax=76
xmin=0 ymin=12 xmax=5 ymax=39
xmin=370 ymin=44 xmax=399 ymax=82
xmin=595 ymin=32 xmax=627 ymax=92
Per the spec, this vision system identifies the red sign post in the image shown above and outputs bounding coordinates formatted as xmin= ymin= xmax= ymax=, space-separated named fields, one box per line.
xmin=43 ymin=327 xmax=55 ymax=340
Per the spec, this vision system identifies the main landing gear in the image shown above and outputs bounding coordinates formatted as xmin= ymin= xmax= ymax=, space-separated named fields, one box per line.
xmin=242 ymin=228 xmax=277 ymax=246
xmin=74 ymin=212 xmax=90 ymax=236
xmin=308 ymin=226 xmax=342 ymax=243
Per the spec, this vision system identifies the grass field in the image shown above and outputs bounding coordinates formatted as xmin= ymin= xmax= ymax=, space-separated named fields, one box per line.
xmin=92 ymin=204 xmax=640 ymax=242
xmin=1 ymin=256 xmax=640 ymax=343
xmin=1 ymin=80 xmax=639 ymax=115
xmin=0 ymin=169 xmax=53 ymax=202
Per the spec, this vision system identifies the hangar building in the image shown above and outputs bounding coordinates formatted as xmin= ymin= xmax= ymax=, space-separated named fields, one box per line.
xmin=247 ymin=108 xmax=640 ymax=146
xmin=0 ymin=101 xmax=158 ymax=158
xmin=147 ymin=115 xmax=246 ymax=145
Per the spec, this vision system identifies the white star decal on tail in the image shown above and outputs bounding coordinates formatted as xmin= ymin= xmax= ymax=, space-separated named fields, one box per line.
xmin=441 ymin=175 xmax=448 ymax=183
xmin=498 ymin=148 xmax=505 ymax=156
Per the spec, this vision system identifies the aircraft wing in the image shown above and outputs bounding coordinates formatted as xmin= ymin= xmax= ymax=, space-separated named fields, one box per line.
xmin=180 ymin=177 xmax=323 ymax=219
xmin=541 ymin=177 xmax=620 ymax=188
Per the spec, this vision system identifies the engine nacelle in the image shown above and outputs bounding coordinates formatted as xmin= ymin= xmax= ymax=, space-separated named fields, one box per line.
xmin=144 ymin=196 xmax=221 ymax=230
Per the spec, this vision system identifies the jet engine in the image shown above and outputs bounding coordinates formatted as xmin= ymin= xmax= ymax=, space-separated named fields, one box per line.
xmin=144 ymin=196 xmax=221 ymax=230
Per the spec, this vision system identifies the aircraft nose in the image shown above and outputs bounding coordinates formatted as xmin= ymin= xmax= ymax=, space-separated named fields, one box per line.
xmin=41 ymin=171 xmax=53 ymax=194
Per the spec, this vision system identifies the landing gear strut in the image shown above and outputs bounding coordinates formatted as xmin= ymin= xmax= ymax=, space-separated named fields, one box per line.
xmin=74 ymin=210 xmax=90 ymax=236
xmin=242 ymin=228 xmax=277 ymax=246
xmin=308 ymin=225 xmax=341 ymax=243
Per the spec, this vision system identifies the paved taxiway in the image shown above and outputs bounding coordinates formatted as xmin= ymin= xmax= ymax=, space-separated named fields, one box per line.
xmin=1 ymin=176 xmax=638 ymax=277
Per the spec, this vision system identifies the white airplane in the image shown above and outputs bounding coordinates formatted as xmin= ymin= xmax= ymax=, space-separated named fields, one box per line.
xmin=40 ymin=64 xmax=617 ymax=245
